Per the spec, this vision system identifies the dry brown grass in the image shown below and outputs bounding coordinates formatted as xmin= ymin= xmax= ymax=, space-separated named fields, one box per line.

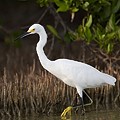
xmin=0 ymin=60 xmax=119 ymax=117
xmin=0 ymin=41 xmax=119 ymax=117
xmin=0 ymin=61 xmax=77 ymax=116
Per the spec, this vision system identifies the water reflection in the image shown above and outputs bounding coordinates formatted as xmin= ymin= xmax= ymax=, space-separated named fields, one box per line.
xmin=1 ymin=109 xmax=120 ymax=120
xmin=71 ymin=109 xmax=120 ymax=120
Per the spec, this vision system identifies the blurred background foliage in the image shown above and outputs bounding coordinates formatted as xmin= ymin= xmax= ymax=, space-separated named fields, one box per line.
xmin=37 ymin=0 xmax=120 ymax=53
xmin=0 ymin=0 xmax=120 ymax=53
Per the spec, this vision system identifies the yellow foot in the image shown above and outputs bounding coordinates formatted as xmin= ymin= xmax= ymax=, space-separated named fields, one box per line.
xmin=61 ymin=106 xmax=73 ymax=119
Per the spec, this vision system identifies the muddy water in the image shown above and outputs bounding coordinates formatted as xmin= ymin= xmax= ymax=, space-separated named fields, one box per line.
xmin=1 ymin=109 xmax=120 ymax=120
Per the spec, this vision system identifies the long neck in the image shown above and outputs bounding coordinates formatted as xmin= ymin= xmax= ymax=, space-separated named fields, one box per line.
xmin=36 ymin=30 xmax=51 ymax=70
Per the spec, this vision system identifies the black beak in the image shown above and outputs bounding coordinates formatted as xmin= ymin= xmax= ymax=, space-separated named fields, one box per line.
xmin=15 ymin=32 xmax=31 ymax=40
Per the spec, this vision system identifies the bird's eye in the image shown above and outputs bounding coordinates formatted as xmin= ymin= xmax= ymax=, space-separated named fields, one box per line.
xmin=32 ymin=29 xmax=35 ymax=32
xmin=30 ymin=29 xmax=35 ymax=33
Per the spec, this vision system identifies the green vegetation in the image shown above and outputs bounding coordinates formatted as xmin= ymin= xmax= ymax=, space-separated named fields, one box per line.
xmin=37 ymin=0 xmax=120 ymax=53
xmin=0 ymin=1 xmax=119 ymax=117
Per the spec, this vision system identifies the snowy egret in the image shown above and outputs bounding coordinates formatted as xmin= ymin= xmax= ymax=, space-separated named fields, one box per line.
xmin=20 ymin=24 xmax=116 ymax=117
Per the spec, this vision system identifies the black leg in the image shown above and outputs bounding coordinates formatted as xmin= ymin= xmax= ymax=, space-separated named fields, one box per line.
xmin=81 ymin=97 xmax=85 ymax=115
xmin=72 ymin=93 xmax=85 ymax=115
xmin=83 ymin=90 xmax=93 ymax=107
xmin=72 ymin=90 xmax=93 ymax=115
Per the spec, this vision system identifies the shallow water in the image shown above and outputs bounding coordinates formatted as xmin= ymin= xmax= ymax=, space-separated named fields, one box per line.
xmin=1 ymin=109 xmax=120 ymax=120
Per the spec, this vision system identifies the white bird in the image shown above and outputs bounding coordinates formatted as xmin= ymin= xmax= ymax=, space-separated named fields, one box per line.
xmin=20 ymin=24 xmax=116 ymax=118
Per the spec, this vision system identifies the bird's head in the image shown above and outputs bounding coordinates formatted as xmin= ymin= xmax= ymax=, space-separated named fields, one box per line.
xmin=20 ymin=24 xmax=43 ymax=38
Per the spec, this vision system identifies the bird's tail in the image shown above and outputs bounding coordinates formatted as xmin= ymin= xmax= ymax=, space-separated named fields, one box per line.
xmin=103 ymin=73 xmax=116 ymax=86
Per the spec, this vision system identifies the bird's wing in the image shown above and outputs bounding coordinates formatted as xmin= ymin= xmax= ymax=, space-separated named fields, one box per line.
xmin=48 ymin=59 xmax=116 ymax=88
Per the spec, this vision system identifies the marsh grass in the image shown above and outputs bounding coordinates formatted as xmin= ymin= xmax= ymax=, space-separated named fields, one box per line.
xmin=0 ymin=41 xmax=119 ymax=117
xmin=0 ymin=60 xmax=119 ymax=117
xmin=0 ymin=63 xmax=76 ymax=116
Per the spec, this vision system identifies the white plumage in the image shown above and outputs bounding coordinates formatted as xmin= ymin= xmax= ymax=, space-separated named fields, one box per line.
xmin=21 ymin=24 xmax=116 ymax=116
